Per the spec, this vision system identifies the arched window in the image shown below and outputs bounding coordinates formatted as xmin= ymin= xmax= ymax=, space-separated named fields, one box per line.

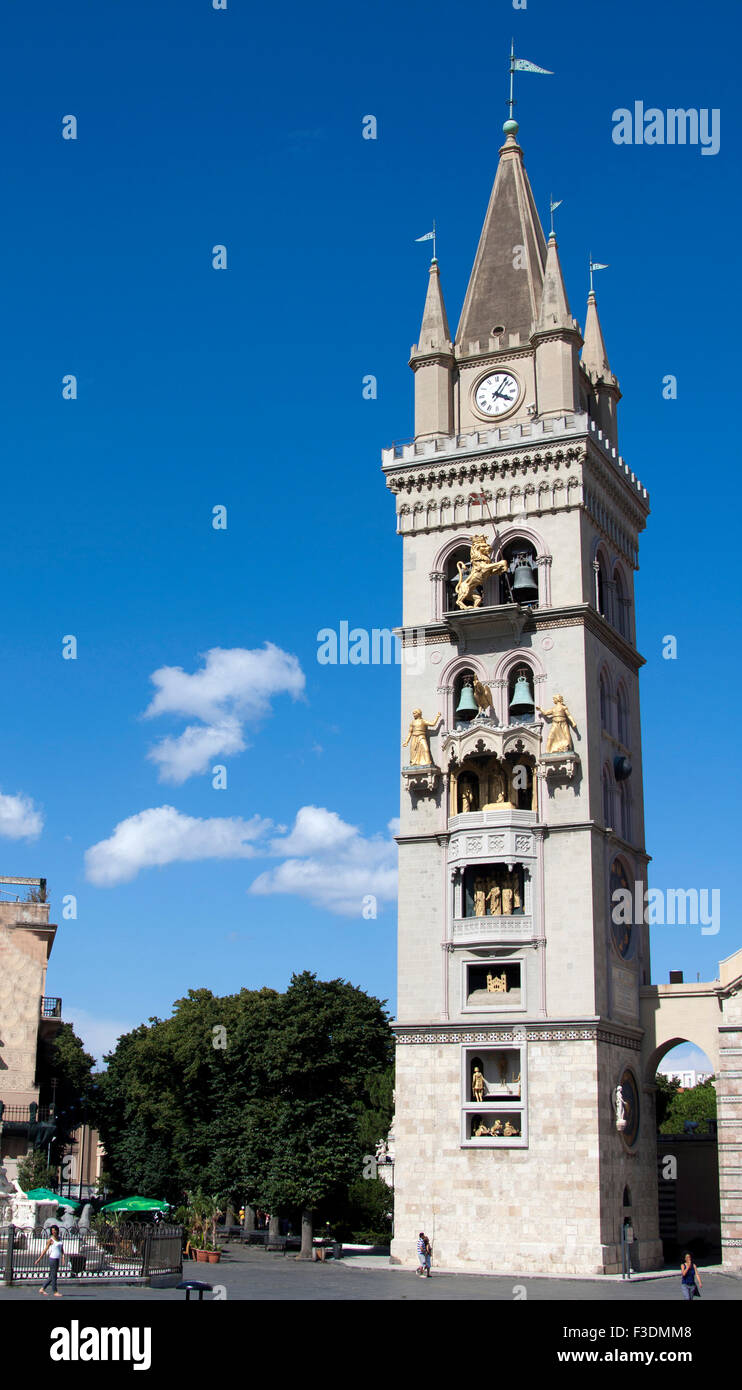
xmin=596 ymin=553 xmax=609 ymax=619
xmin=453 ymin=668 xmax=480 ymax=724
xmin=507 ymin=666 xmax=535 ymax=725
xmin=499 ymin=539 xmax=539 ymax=607
xmin=445 ymin=546 xmax=472 ymax=612
xmin=616 ymin=684 xmax=629 ymax=748
xmin=602 ymin=765 xmax=614 ymax=828
xmin=619 ymin=782 xmax=632 ymax=842
xmin=614 ymin=568 xmax=628 ymax=637
xmin=599 ymin=673 xmax=609 ymax=730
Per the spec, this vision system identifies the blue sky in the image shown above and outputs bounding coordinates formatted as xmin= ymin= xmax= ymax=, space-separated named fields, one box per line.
xmin=0 ymin=0 xmax=737 ymax=1072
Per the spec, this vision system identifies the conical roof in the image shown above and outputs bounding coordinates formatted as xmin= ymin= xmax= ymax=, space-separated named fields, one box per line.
xmin=456 ymin=129 xmax=547 ymax=350
xmin=414 ymin=258 xmax=452 ymax=354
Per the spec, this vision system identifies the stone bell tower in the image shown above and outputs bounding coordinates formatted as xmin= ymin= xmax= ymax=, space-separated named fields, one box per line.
xmin=383 ymin=114 xmax=663 ymax=1274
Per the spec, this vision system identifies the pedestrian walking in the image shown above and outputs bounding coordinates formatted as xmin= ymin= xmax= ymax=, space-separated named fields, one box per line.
xmin=35 ymin=1224 xmax=65 ymax=1297
xmin=680 ymin=1252 xmax=702 ymax=1300
xmin=416 ymin=1231 xmax=432 ymax=1277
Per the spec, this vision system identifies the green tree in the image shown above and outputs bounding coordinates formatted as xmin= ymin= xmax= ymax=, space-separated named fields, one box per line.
xmin=96 ymin=972 xmax=392 ymax=1250
xmin=16 ymin=1150 xmax=57 ymax=1193
xmin=654 ymin=1072 xmax=681 ymax=1129
xmin=659 ymin=1078 xmax=717 ymax=1135
xmin=233 ymin=973 xmax=392 ymax=1256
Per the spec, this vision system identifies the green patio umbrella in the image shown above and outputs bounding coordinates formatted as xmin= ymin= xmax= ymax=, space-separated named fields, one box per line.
xmin=25 ymin=1188 xmax=80 ymax=1209
xmin=101 ymin=1196 xmax=170 ymax=1213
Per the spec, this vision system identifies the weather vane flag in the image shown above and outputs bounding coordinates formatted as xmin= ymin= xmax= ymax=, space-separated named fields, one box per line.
xmin=589 ymin=256 xmax=610 ymax=292
xmin=415 ymin=220 xmax=437 ymax=259
xmin=507 ymin=39 xmax=553 ymax=124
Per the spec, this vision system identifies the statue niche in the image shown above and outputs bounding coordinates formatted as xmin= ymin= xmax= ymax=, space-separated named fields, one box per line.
xmin=452 ymin=753 xmax=536 ymax=815
xmin=465 ymin=864 xmax=525 ymax=917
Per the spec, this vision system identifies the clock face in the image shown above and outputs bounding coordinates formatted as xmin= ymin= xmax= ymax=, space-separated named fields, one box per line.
xmin=474 ymin=371 xmax=519 ymax=417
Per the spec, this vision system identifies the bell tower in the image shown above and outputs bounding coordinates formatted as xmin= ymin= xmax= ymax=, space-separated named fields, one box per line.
xmin=383 ymin=114 xmax=663 ymax=1275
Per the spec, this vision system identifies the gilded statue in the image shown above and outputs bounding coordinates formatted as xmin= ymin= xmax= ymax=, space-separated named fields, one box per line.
xmin=472 ymin=1067 xmax=485 ymax=1103
xmin=485 ymin=768 xmax=507 ymax=806
xmin=474 ymin=1122 xmax=490 ymax=1137
xmin=503 ymin=1121 xmax=519 ymax=1137
xmin=473 ymin=677 xmax=493 ymax=713
xmin=486 ymin=879 xmax=501 ymax=916
xmin=537 ymin=694 xmax=578 ymax=753
xmin=402 ymin=708 xmax=441 ymax=766
xmin=455 ymin=535 xmax=508 ymax=610
xmin=486 ymin=971 xmax=507 ymax=993
xmin=473 ymin=878 xmax=486 ymax=917
xmin=459 ymin=777 xmax=477 ymax=813
xmin=501 ymin=877 xmax=514 ymax=915
xmin=490 ymin=1119 xmax=502 ymax=1136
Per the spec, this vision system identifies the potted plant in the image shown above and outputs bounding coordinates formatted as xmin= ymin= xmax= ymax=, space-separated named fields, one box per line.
xmin=186 ymin=1190 xmax=223 ymax=1262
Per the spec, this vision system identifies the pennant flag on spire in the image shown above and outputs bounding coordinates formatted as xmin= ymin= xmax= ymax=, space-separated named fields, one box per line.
xmin=415 ymin=232 xmax=434 ymax=242
xmin=512 ymin=58 xmax=553 ymax=74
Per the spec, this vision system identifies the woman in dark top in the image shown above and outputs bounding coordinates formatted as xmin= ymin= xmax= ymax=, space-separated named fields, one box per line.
xmin=680 ymin=1252 xmax=702 ymax=1300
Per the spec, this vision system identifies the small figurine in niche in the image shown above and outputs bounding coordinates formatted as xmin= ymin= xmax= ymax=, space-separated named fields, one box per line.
xmin=536 ymin=693 xmax=578 ymax=753
xmin=487 ymin=972 xmax=507 ymax=993
xmin=474 ymin=1121 xmax=490 ymax=1137
xmin=490 ymin=1119 xmax=503 ymax=1136
xmin=472 ymin=1067 xmax=486 ymax=1103
xmin=473 ymin=877 xmax=486 ymax=917
xmin=503 ymin=1121 xmax=519 ymax=1137
xmin=488 ymin=769 xmax=507 ymax=804
xmin=615 ymin=1084 xmax=627 ymax=1132
xmin=486 ymin=878 xmax=501 ymax=915
xmin=501 ymin=876 xmax=514 ymax=915
xmin=511 ymin=870 xmax=523 ymax=912
xmin=402 ymin=708 xmax=441 ymax=766
xmin=459 ymin=777 xmax=478 ymax=813
xmin=498 ymin=1056 xmax=509 ymax=1082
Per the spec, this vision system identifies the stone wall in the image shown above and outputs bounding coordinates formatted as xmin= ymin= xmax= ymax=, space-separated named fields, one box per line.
xmin=390 ymin=1036 xmax=630 ymax=1275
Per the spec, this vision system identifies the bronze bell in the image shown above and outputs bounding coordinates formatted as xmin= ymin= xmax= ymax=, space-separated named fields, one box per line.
xmin=511 ymin=556 xmax=538 ymax=603
xmin=456 ymin=679 xmax=479 ymax=721
xmin=509 ymin=670 xmax=534 ymax=718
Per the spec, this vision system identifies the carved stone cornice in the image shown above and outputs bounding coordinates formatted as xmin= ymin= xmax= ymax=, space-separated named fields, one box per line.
xmin=392 ymin=1019 xmax=643 ymax=1049
xmin=532 ymin=604 xmax=645 ymax=673
xmin=386 ymin=447 xmax=585 ymax=498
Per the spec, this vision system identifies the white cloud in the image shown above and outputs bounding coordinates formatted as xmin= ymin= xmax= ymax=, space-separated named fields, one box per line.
xmin=251 ymin=806 xmax=398 ymax=917
xmin=147 ymin=717 xmax=246 ymax=785
xmin=85 ymin=806 xmax=272 ymax=887
xmin=143 ymin=644 xmax=305 ymax=783
xmin=144 ymin=644 xmax=305 ymax=723
xmin=268 ymin=805 xmax=358 ymax=857
xmin=63 ymin=1007 xmax=134 ymax=1068
xmin=0 ymin=791 xmax=44 ymax=840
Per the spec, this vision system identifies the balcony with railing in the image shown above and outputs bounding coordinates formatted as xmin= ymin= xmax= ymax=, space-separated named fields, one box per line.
xmin=0 ymin=1103 xmax=53 ymax=1127
xmin=40 ymin=997 xmax=62 ymax=1019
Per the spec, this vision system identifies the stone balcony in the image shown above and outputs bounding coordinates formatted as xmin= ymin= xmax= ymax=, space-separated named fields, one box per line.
xmin=452 ymin=915 xmax=535 ymax=944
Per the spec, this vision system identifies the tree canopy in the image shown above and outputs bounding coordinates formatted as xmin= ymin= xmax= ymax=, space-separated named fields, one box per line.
xmin=95 ymin=972 xmax=393 ymax=1220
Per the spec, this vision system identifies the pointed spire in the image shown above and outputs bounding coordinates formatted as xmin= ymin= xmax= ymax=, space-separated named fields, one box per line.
xmin=414 ymin=258 xmax=452 ymax=354
xmin=581 ymin=290 xmax=616 ymax=385
xmin=534 ymin=233 xmax=573 ymax=334
xmin=455 ymin=127 xmax=547 ymax=352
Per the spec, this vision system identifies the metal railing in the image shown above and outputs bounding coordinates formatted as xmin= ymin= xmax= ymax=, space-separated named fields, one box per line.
xmin=0 ymin=1104 xmax=53 ymax=1124
xmin=1 ymin=1223 xmax=183 ymax=1284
